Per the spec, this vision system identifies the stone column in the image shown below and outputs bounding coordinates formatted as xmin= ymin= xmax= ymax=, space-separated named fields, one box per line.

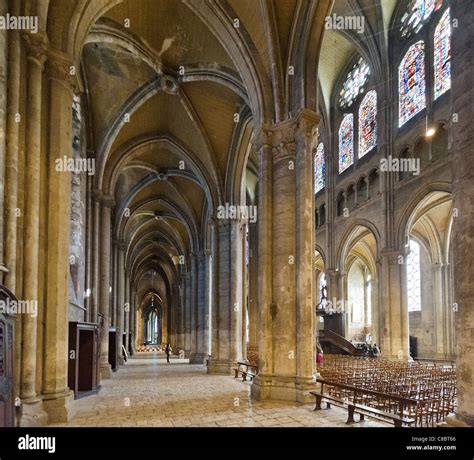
xmin=115 ymin=241 xmax=125 ymax=365
xmin=184 ymin=272 xmax=192 ymax=356
xmin=189 ymin=254 xmax=198 ymax=356
xmin=3 ymin=6 xmax=21 ymax=292
xmin=130 ymin=285 xmax=136 ymax=354
xmin=253 ymin=128 xmax=273 ymax=379
xmin=0 ymin=0 xmax=7 ymax=281
xmin=98 ymin=194 xmax=114 ymax=379
xmin=447 ymin=0 xmax=474 ymax=427
xmin=251 ymin=110 xmax=319 ymax=402
xmin=247 ymin=222 xmax=259 ymax=350
xmin=41 ymin=51 xmax=80 ymax=423
xmin=190 ymin=251 xmax=210 ymax=363
xmin=371 ymin=277 xmax=380 ymax=346
xmin=432 ymin=263 xmax=446 ymax=359
xmin=124 ymin=267 xmax=130 ymax=353
xmin=208 ymin=220 xmax=244 ymax=373
xmin=379 ymin=250 xmax=409 ymax=359
xmin=5 ymin=2 xmax=21 ymax=408
xmin=19 ymin=33 xmax=48 ymax=425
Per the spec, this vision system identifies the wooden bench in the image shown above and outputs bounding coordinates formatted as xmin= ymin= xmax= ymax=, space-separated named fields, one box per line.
xmin=233 ymin=362 xmax=259 ymax=382
xmin=311 ymin=378 xmax=417 ymax=427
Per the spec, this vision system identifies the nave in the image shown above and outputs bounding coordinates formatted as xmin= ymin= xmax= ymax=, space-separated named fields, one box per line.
xmin=52 ymin=357 xmax=383 ymax=428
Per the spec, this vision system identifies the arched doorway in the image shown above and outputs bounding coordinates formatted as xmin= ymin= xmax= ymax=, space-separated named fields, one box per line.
xmin=403 ymin=191 xmax=455 ymax=359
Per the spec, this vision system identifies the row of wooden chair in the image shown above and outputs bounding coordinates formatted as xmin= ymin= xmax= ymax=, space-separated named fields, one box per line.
xmin=318 ymin=355 xmax=456 ymax=427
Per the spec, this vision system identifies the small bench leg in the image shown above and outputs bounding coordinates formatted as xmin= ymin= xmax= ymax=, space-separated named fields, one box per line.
xmin=326 ymin=402 xmax=331 ymax=409
xmin=234 ymin=370 xmax=239 ymax=378
xmin=314 ymin=395 xmax=322 ymax=411
xmin=346 ymin=405 xmax=356 ymax=424
xmin=359 ymin=414 xmax=365 ymax=421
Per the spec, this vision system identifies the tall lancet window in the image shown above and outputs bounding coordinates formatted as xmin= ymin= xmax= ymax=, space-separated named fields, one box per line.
xmin=314 ymin=142 xmax=325 ymax=193
xmin=339 ymin=114 xmax=354 ymax=173
xmin=407 ymin=239 xmax=422 ymax=312
xmin=399 ymin=41 xmax=426 ymax=126
xmin=358 ymin=90 xmax=377 ymax=158
xmin=434 ymin=8 xmax=451 ymax=99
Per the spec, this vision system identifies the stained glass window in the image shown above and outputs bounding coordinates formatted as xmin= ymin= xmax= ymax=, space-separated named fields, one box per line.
xmin=319 ymin=272 xmax=327 ymax=303
xmin=339 ymin=114 xmax=354 ymax=173
xmin=399 ymin=41 xmax=426 ymax=127
xmin=434 ymin=8 xmax=451 ymax=99
xmin=407 ymin=239 xmax=422 ymax=312
xmin=400 ymin=0 xmax=443 ymax=37
xmin=358 ymin=90 xmax=377 ymax=158
xmin=338 ymin=57 xmax=370 ymax=109
xmin=314 ymin=142 xmax=325 ymax=193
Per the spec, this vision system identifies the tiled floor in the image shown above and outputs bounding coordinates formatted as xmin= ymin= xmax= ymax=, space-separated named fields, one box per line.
xmin=54 ymin=356 xmax=384 ymax=428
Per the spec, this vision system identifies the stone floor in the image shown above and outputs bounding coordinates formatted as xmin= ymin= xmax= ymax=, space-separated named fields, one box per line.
xmin=54 ymin=356 xmax=384 ymax=428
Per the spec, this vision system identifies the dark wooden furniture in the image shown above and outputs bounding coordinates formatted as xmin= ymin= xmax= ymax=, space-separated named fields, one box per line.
xmin=233 ymin=362 xmax=259 ymax=382
xmin=0 ymin=285 xmax=16 ymax=427
xmin=108 ymin=327 xmax=117 ymax=371
xmin=311 ymin=378 xmax=417 ymax=427
xmin=68 ymin=322 xmax=99 ymax=398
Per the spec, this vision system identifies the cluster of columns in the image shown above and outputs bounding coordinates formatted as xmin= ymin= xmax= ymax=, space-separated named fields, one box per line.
xmin=1 ymin=27 xmax=79 ymax=425
xmin=206 ymin=109 xmax=319 ymax=403
xmin=88 ymin=193 xmax=137 ymax=379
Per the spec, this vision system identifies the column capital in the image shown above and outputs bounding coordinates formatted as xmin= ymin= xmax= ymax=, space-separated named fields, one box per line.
xmin=23 ymin=32 xmax=48 ymax=68
xmin=93 ymin=191 xmax=115 ymax=208
xmin=381 ymin=249 xmax=405 ymax=266
xmin=46 ymin=49 xmax=81 ymax=95
xmin=251 ymin=124 xmax=273 ymax=151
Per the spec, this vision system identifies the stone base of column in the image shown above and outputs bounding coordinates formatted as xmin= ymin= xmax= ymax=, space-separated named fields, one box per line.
xmin=19 ymin=397 xmax=48 ymax=427
xmin=251 ymin=374 xmax=317 ymax=403
xmin=100 ymin=363 xmax=112 ymax=380
xmin=42 ymin=389 xmax=76 ymax=424
xmin=443 ymin=414 xmax=474 ymax=427
xmin=207 ymin=359 xmax=233 ymax=375
xmin=118 ymin=357 xmax=125 ymax=366
xmin=189 ymin=353 xmax=206 ymax=364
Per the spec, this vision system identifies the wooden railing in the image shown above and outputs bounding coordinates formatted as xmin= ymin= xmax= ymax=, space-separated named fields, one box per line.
xmin=319 ymin=330 xmax=363 ymax=355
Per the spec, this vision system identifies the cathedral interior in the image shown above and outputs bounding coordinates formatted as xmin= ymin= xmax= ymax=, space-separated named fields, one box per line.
xmin=0 ymin=0 xmax=472 ymax=434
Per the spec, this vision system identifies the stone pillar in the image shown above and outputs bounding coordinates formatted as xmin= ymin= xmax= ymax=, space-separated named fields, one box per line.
xmin=41 ymin=51 xmax=80 ymax=423
xmin=247 ymin=222 xmax=259 ymax=349
xmin=447 ymin=0 xmax=474 ymax=427
xmin=3 ymin=6 xmax=21 ymax=292
xmin=184 ymin=272 xmax=192 ymax=356
xmin=115 ymin=242 xmax=125 ymax=365
xmin=379 ymin=250 xmax=409 ymax=359
xmin=432 ymin=263 xmax=446 ymax=359
xmin=251 ymin=110 xmax=318 ymax=402
xmin=0 ymin=0 xmax=7 ymax=281
xmin=208 ymin=220 xmax=244 ymax=373
xmin=98 ymin=195 xmax=114 ymax=379
xmin=130 ymin=285 xmax=136 ymax=354
xmin=190 ymin=251 xmax=210 ymax=363
xmin=19 ymin=33 xmax=48 ymax=425
xmin=124 ymin=267 xmax=130 ymax=354
xmin=4 ymin=3 xmax=21 ymax=408
xmin=371 ymin=277 xmax=380 ymax=346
